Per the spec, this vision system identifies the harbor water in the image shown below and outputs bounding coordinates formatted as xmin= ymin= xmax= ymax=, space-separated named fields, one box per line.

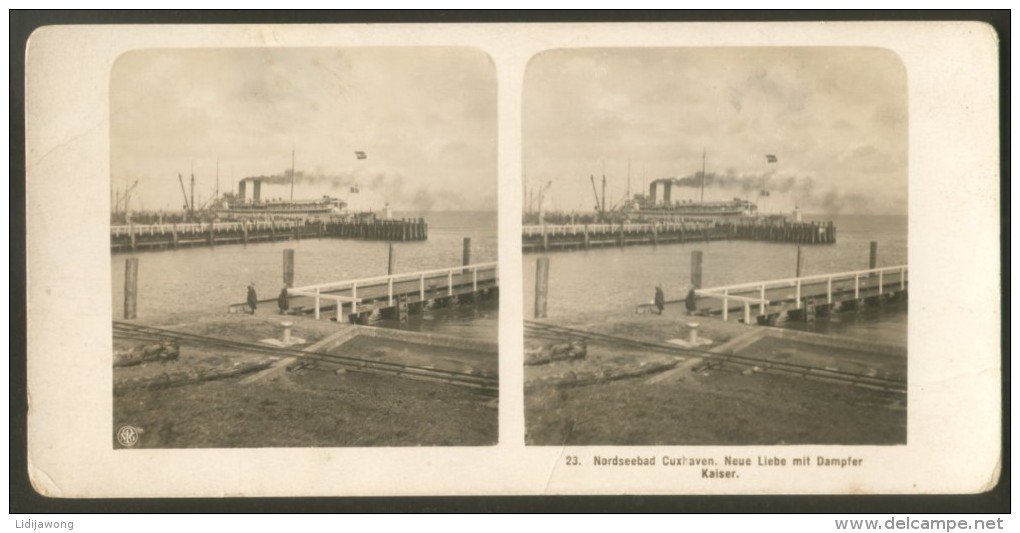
xmin=523 ymin=214 xmax=908 ymax=346
xmin=111 ymin=211 xmax=498 ymax=340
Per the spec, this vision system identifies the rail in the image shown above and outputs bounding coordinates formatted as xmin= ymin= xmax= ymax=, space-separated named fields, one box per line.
xmin=522 ymin=222 xmax=713 ymax=238
xmin=289 ymin=262 xmax=499 ymax=318
xmin=111 ymin=221 xmax=305 ymax=238
xmin=696 ymin=265 xmax=908 ymax=322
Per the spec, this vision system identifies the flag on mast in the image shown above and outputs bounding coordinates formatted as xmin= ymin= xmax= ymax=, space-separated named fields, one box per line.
xmin=765 ymin=154 xmax=778 ymax=163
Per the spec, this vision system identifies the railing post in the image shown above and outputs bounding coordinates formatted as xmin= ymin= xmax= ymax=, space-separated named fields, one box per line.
xmin=901 ymin=267 xmax=906 ymax=289
xmin=473 ymin=267 xmax=478 ymax=292
xmin=314 ymin=288 xmax=321 ymax=320
xmin=447 ymin=270 xmax=453 ymax=296
xmin=827 ymin=276 xmax=833 ymax=304
xmin=722 ymin=289 xmax=728 ymax=321
xmin=388 ymin=277 xmax=394 ymax=305
xmin=420 ymin=273 xmax=425 ymax=302
xmin=795 ymin=279 xmax=802 ymax=309
xmin=879 ymin=270 xmax=884 ymax=295
xmin=352 ymin=284 xmax=358 ymax=314
xmin=336 ymin=299 xmax=343 ymax=322
xmin=743 ymin=301 xmax=750 ymax=324
xmin=854 ymin=273 xmax=860 ymax=299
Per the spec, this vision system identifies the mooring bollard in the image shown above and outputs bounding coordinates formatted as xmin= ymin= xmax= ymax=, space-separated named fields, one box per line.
xmin=281 ymin=321 xmax=293 ymax=345
xmin=687 ymin=322 xmax=699 ymax=344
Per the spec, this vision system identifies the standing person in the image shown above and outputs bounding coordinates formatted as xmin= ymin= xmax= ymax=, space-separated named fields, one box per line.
xmin=654 ymin=283 xmax=666 ymax=315
xmin=277 ymin=286 xmax=290 ymax=315
xmin=246 ymin=282 xmax=258 ymax=314
xmin=685 ymin=286 xmax=698 ymax=315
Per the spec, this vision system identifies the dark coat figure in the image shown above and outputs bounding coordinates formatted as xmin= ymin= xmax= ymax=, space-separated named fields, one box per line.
xmin=246 ymin=283 xmax=258 ymax=314
xmin=685 ymin=287 xmax=698 ymax=315
xmin=654 ymin=285 xmax=666 ymax=315
xmin=278 ymin=286 xmax=290 ymax=314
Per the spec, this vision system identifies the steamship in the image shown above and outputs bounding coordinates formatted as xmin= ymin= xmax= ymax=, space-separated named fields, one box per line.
xmin=627 ymin=177 xmax=758 ymax=219
xmin=215 ymin=176 xmax=348 ymax=219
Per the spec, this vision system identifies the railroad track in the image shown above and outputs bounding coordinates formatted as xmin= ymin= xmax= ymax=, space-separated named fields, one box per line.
xmin=113 ymin=321 xmax=498 ymax=394
xmin=524 ymin=321 xmax=906 ymax=394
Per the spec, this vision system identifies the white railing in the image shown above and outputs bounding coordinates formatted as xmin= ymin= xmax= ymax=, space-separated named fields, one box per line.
xmin=111 ymin=220 xmax=306 ymax=238
xmin=521 ymin=222 xmax=714 ymax=238
xmin=696 ymin=265 xmax=907 ymax=322
xmin=289 ymin=262 xmax=498 ymax=320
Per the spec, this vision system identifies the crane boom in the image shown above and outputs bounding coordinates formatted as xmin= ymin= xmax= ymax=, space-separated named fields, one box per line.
xmin=589 ymin=175 xmax=602 ymax=219
xmin=177 ymin=173 xmax=191 ymax=213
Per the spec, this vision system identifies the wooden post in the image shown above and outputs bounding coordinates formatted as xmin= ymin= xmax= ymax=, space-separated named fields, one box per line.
xmin=534 ymin=257 xmax=550 ymax=319
xmin=691 ymin=250 xmax=703 ymax=289
xmin=796 ymin=246 xmax=803 ymax=277
xmin=388 ymin=243 xmax=396 ymax=275
xmin=124 ymin=257 xmax=138 ymax=319
xmin=462 ymin=237 xmax=472 ymax=273
xmin=283 ymin=249 xmax=295 ymax=288
xmin=869 ymin=241 xmax=878 ymax=270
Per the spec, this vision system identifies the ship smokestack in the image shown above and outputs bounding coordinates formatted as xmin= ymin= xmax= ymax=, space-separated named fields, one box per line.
xmin=238 ymin=180 xmax=247 ymax=203
xmin=253 ymin=180 xmax=262 ymax=203
xmin=663 ymin=181 xmax=673 ymax=206
xmin=649 ymin=181 xmax=658 ymax=205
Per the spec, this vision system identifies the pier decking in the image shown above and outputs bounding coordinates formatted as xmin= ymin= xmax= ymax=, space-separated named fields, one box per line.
xmin=522 ymin=219 xmax=836 ymax=252
xmin=682 ymin=265 xmax=908 ymax=324
xmin=230 ymin=262 xmax=499 ymax=323
xmin=111 ymin=218 xmax=428 ymax=253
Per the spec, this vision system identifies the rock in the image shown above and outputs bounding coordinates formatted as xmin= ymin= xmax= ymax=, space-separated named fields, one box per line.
xmin=741 ymin=368 xmax=754 ymax=376
xmin=335 ymin=369 xmax=347 ymax=375
xmin=524 ymin=340 xmax=587 ymax=366
xmin=114 ymin=342 xmax=180 ymax=367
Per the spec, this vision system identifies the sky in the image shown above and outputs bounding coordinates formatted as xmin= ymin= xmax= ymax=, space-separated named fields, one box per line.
xmin=110 ymin=47 xmax=497 ymax=212
xmin=523 ymin=48 xmax=908 ymax=215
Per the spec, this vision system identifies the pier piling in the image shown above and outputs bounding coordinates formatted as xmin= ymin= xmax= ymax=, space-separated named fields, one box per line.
xmin=283 ymin=249 xmax=295 ymax=287
xmin=691 ymin=251 xmax=703 ymax=289
xmin=124 ymin=257 xmax=138 ymax=320
xmin=535 ymin=257 xmax=550 ymax=319
xmin=388 ymin=243 xmax=396 ymax=275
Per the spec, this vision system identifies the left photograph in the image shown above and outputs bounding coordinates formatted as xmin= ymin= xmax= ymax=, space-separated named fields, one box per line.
xmin=109 ymin=48 xmax=498 ymax=448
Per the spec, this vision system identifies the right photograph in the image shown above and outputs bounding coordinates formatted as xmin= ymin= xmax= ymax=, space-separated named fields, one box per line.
xmin=522 ymin=47 xmax=908 ymax=446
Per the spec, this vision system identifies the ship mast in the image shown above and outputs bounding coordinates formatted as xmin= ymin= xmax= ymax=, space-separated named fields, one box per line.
xmin=699 ymin=148 xmax=706 ymax=204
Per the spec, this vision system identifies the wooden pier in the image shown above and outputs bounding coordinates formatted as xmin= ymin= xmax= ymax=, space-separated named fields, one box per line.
xmin=230 ymin=262 xmax=499 ymax=324
xmin=111 ymin=218 xmax=428 ymax=253
xmin=685 ymin=265 xmax=908 ymax=325
xmin=522 ymin=219 xmax=836 ymax=253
